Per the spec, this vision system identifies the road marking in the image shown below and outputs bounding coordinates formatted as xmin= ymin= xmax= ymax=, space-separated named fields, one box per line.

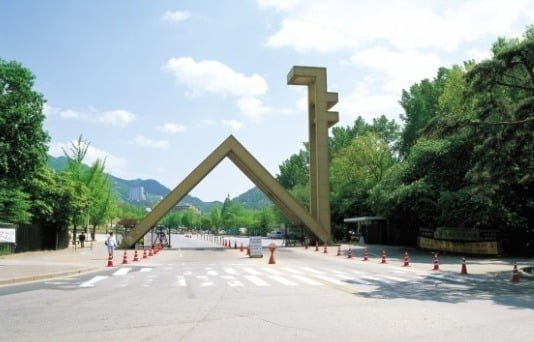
xmin=313 ymin=274 xmax=346 ymax=285
xmin=80 ymin=276 xmax=108 ymax=288
xmin=174 ymin=275 xmax=186 ymax=287
xmin=139 ymin=268 xmax=152 ymax=273
xmin=262 ymin=267 xmax=282 ymax=275
xmin=299 ymin=266 xmax=324 ymax=275
xmin=221 ymin=275 xmax=235 ymax=279
xmin=290 ymin=275 xmax=323 ymax=286
xmin=281 ymin=267 xmax=304 ymax=274
xmin=243 ymin=267 xmax=262 ymax=275
xmin=269 ymin=275 xmax=297 ymax=286
xmin=223 ymin=267 xmax=237 ymax=275
xmin=183 ymin=271 xmax=193 ymax=276
xmin=244 ymin=275 xmax=270 ymax=286
xmin=207 ymin=270 xmax=218 ymax=276
xmin=113 ymin=268 xmax=132 ymax=276
xmin=227 ymin=280 xmax=244 ymax=287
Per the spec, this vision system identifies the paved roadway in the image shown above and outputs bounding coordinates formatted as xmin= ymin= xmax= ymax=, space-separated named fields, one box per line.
xmin=0 ymin=235 xmax=533 ymax=341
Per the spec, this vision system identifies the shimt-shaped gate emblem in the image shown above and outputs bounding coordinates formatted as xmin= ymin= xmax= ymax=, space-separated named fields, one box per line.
xmin=121 ymin=66 xmax=338 ymax=248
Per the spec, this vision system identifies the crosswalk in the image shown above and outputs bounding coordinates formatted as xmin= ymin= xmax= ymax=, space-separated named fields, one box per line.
xmin=46 ymin=264 xmax=500 ymax=291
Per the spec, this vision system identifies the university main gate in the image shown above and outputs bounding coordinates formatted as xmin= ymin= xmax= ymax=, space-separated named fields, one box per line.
xmin=120 ymin=66 xmax=339 ymax=248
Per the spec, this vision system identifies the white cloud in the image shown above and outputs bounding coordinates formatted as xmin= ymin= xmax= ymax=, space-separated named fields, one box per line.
xmin=158 ymin=122 xmax=187 ymax=133
xmin=350 ymin=47 xmax=442 ymax=93
xmin=261 ymin=0 xmax=531 ymax=53
xmin=45 ymin=104 xmax=135 ymax=126
xmin=60 ymin=109 xmax=86 ymax=119
xmin=48 ymin=140 xmax=127 ymax=177
xmin=257 ymin=0 xmax=302 ymax=11
xmin=222 ymin=119 xmax=243 ymax=132
xmin=165 ymin=57 xmax=268 ymax=98
xmin=131 ymin=135 xmax=170 ymax=148
xmin=236 ymin=97 xmax=270 ymax=120
xmin=161 ymin=10 xmax=191 ymax=22
xmin=97 ymin=109 xmax=135 ymax=126
xmin=466 ymin=48 xmax=492 ymax=62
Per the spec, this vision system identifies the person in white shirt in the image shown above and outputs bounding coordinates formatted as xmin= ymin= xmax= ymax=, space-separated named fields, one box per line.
xmin=105 ymin=232 xmax=117 ymax=257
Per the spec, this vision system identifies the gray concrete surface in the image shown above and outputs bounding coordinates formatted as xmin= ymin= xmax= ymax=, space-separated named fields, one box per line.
xmin=1 ymin=234 xmax=532 ymax=287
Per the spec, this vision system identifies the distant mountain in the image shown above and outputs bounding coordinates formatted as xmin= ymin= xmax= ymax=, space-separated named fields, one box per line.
xmin=46 ymin=155 xmax=271 ymax=213
xmin=232 ymin=187 xmax=273 ymax=210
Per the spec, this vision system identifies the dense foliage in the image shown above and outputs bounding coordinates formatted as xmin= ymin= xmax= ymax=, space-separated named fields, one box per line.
xmin=276 ymin=28 xmax=533 ymax=254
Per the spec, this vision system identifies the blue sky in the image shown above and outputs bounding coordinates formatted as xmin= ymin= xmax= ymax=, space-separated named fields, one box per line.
xmin=1 ymin=0 xmax=533 ymax=202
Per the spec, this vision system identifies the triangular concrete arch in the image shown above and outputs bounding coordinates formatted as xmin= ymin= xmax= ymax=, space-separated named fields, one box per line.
xmin=120 ymin=135 xmax=331 ymax=248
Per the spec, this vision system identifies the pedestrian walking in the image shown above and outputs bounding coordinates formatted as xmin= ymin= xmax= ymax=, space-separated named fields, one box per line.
xmin=105 ymin=232 xmax=117 ymax=258
xmin=79 ymin=232 xmax=86 ymax=248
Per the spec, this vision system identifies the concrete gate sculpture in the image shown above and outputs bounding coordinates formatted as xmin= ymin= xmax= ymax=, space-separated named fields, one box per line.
xmin=120 ymin=66 xmax=338 ymax=248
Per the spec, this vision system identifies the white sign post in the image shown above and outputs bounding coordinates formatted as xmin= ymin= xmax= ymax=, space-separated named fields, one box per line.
xmin=249 ymin=237 xmax=263 ymax=258
xmin=0 ymin=228 xmax=16 ymax=243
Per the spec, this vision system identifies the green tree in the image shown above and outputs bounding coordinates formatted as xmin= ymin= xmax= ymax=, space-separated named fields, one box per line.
xmin=0 ymin=59 xmax=49 ymax=184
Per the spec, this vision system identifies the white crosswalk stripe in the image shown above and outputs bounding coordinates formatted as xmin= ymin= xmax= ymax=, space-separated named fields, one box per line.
xmin=269 ymin=275 xmax=297 ymax=286
xmin=290 ymin=275 xmax=323 ymax=286
xmin=67 ymin=264 xmax=484 ymax=290
xmin=113 ymin=268 xmax=131 ymax=276
xmin=80 ymin=276 xmax=108 ymax=288
xmin=244 ymin=275 xmax=270 ymax=286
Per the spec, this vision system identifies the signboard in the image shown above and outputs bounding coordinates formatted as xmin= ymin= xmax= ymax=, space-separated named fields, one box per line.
xmin=249 ymin=237 xmax=263 ymax=258
xmin=0 ymin=228 xmax=16 ymax=243
xmin=418 ymin=236 xmax=501 ymax=255
xmin=144 ymin=229 xmax=155 ymax=247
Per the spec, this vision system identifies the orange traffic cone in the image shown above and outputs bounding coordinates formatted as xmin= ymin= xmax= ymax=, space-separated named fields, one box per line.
xmin=323 ymin=243 xmax=328 ymax=254
xmin=432 ymin=253 xmax=440 ymax=271
xmin=347 ymin=248 xmax=353 ymax=259
xmin=234 ymin=241 xmax=237 ymax=249
xmin=121 ymin=251 xmax=129 ymax=265
xmin=143 ymin=248 xmax=148 ymax=259
xmin=240 ymin=243 xmax=244 ymax=252
xmin=315 ymin=241 xmax=319 ymax=252
xmin=380 ymin=250 xmax=387 ymax=264
xmin=106 ymin=253 xmax=114 ymax=267
xmin=402 ymin=251 xmax=410 ymax=267
xmin=305 ymin=242 xmax=309 ymax=250
xmin=460 ymin=257 xmax=468 ymax=275
xmin=246 ymin=246 xmax=250 ymax=256
xmin=337 ymin=246 xmax=341 ymax=256
xmin=363 ymin=249 xmax=369 ymax=261
xmin=268 ymin=244 xmax=276 ymax=264
xmin=511 ymin=263 xmax=520 ymax=283
xmin=149 ymin=248 xmax=153 ymax=257
xmin=133 ymin=249 xmax=139 ymax=262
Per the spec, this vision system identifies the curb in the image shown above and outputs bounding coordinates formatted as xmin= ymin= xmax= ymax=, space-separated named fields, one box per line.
xmin=0 ymin=266 xmax=100 ymax=287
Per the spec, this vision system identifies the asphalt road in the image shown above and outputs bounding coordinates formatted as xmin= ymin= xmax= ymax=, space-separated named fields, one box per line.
xmin=1 ymin=235 xmax=533 ymax=341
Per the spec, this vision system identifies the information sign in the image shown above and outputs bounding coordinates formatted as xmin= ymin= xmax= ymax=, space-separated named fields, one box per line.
xmin=249 ymin=237 xmax=263 ymax=258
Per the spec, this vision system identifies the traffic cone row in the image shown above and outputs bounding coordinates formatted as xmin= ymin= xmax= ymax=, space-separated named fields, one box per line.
xmin=106 ymin=253 xmax=114 ymax=267
xmin=432 ymin=253 xmax=440 ymax=271
xmin=362 ymin=249 xmax=369 ymax=261
xmin=460 ymin=257 xmax=468 ymax=275
xmin=511 ymin=263 xmax=521 ymax=283
xmin=380 ymin=250 xmax=387 ymax=264
xmin=121 ymin=250 xmax=129 ymax=265
xmin=402 ymin=251 xmax=410 ymax=267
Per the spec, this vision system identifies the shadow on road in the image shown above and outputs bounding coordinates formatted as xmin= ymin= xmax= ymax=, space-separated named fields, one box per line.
xmin=351 ymin=271 xmax=534 ymax=310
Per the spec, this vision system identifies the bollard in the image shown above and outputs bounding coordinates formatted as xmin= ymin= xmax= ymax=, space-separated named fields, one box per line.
xmin=268 ymin=243 xmax=276 ymax=264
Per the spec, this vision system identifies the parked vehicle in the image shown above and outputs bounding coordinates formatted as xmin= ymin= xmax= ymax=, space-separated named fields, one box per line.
xmin=267 ymin=230 xmax=286 ymax=239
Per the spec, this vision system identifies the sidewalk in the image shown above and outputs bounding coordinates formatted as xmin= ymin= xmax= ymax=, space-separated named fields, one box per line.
xmin=0 ymin=235 xmax=113 ymax=286
xmin=1 ymin=236 xmax=531 ymax=287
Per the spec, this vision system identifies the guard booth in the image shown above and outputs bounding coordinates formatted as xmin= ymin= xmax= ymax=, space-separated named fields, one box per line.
xmin=343 ymin=216 xmax=387 ymax=244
